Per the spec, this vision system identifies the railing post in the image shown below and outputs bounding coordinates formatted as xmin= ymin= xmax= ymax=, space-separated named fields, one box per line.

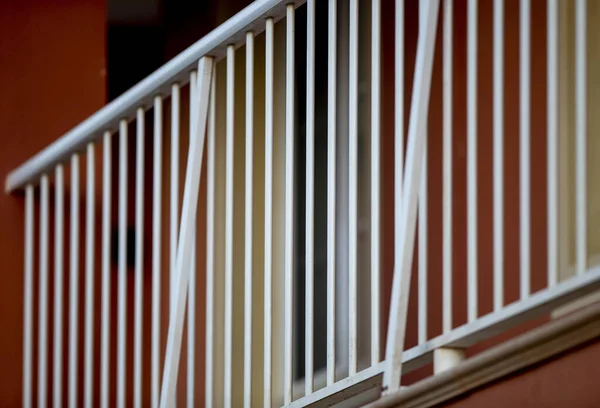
xmin=383 ymin=0 xmax=440 ymax=394
xmin=159 ymin=56 xmax=214 ymax=408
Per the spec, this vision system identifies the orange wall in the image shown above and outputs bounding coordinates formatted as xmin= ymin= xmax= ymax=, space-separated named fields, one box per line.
xmin=0 ymin=0 xmax=106 ymax=405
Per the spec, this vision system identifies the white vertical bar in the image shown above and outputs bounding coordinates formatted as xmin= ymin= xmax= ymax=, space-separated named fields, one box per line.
xmin=305 ymin=0 xmax=315 ymax=394
xmin=187 ymin=71 xmax=198 ymax=408
xmin=349 ymin=0 xmax=359 ymax=377
xmin=117 ymin=120 xmax=128 ymax=408
xmin=442 ymin=0 xmax=453 ymax=334
xmin=84 ymin=143 xmax=96 ymax=408
xmin=264 ymin=17 xmax=274 ymax=407
xmin=152 ymin=96 xmax=163 ymax=408
xmin=224 ymin=45 xmax=235 ymax=408
xmin=68 ymin=154 xmax=80 ymax=408
xmin=134 ymin=108 xmax=145 ymax=408
xmin=395 ymin=0 xmax=405 ymax=233
xmin=171 ymin=83 xmax=181 ymax=314
xmin=244 ymin=30 xmax=255 ymax=407
xmin=38 ymin=174 xmax=49 ymax=408
xmin=53 ymin=165 xmax=65 ymax=408
xmin=371 ymin=0 xmax=382 ymax=363
xmin=206 ymin=68 xmax=217 ymax=408
xmin=467 ymin=0 xmax=478 ymax=322
xmin=326 ymin=0 xmax=337 ymax=387
xmin=284 ymin=5 xmax=295 ymax=405
xmin=100 ymin=131 xmax=112 ymax=408
xmin=575 ymin=0 xmax=587 ymax=276
xmin=493 ymin=0 xmax=504 ymax=312
xmin=383 ymin=0 xmax=440 ymax=391
xmin=418 ymin=0 xmax=429 ymax=346
xmin=23 ymin=184 xmax=34 ymax=408
xmin=520 ymin=0 xmax=531 ymax=299
xmin=547 ymin=0 xmax=558 ymax=287
xmin=159 ymin=57 xmax=213 ymax=408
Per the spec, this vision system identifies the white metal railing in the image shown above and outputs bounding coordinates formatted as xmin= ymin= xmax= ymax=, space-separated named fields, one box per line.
xmin=7 ymin=0 xmax=600 ymax=407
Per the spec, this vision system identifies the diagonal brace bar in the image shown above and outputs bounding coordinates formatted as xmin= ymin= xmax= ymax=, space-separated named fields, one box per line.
xmin=383 ymin=0 xmax=440 ymax=393
xmin=160 ymin=56 xmax=214 ymax=407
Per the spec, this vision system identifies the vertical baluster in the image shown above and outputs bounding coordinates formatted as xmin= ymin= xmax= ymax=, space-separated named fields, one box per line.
xmin=117 ymin=119 xmax=128 ymax=408
xmin=84 ymin=143 xmax=96 ymax=407
xmin=171 ymin=84 xmax=181 ymax=313
xmin=206 ymin=68 xmax=217 ymax=408
xmin=305 ymin=0 xmax=315 ymax=394
xmin=38 ymin=174 xmax=49 ymax=408
xmin=284 ymin=4 xmax=296 ymax=405
xmin=575 ymin=0 xmax=587 ymax=276
xmin=418 ymin=0 xmax=429 ymax=346
xmin=244 ymin=30 xmax=255 ymax=407
xmin=188 ymin=71 xmax=198 ymax=408
xmin=134 ymin=108 xmax=145 ymax=408
xmin=442 ymin=0 xmax=453 ymax=334
xmin=100 ymin=131 xmax=112 ymax=408
xmin=224 ymin=45 xmax=235 ymax=408
xmin=152 ymin=96 xmax=163 ymax=408
xmin=23 ymin=184 xmax=34 ymax=408
xmin=467 ymin=0 xmax=478 ymax=322
xmin=547 ymin=0 xmax=558 ymax=287
xmin=264 ymin=17 xmax=274 ymax=407
xmin=348 ymin=0 xmax=359 ymax=377
xmin=395 ymin=0 xmax=405 ymax=249
xmin=371 ymin=0 xmax=382 ymax=363
xmin=53 ymin=165 xmax=65 ymax=407
xmin=327 ymin=0 xmax=337 ymax=387
xmin=68 ymin=154 xmax=80 ymax=408
xmin=520 ymin=0 xmax=531 ymax=298
xmin=493 ymin=0 xmax=504 ymax=311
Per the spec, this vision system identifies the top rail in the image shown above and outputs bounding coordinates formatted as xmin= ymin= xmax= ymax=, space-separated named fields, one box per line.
xmin=5 ymin=0 xmax=305 ymax=193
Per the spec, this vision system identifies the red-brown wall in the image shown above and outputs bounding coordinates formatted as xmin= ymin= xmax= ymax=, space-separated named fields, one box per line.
xmin=0 ymin=0 xmax=106 ymax=405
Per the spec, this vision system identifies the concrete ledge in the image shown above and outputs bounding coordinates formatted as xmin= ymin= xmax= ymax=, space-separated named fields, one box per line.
xmin=366 ymin=301 xmax=600 ymax=408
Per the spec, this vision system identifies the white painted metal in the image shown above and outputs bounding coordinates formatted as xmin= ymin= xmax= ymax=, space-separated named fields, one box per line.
xmin=433 ymin=348 xmax=465 ymax=374
xmin=188 ymin=70 xmax=198 ymax=408
xmin=117 ymin=119 xmax=128 ymax=408
xmin=418 ymin=0 xmax=429 ymax=347
xmin=53 ymin=165 xmax=65 ymax=408
xmin=395 ymin=0 xmax=404 ymax=211
xmin=576 ymin=0 xmax=587 ymax=276
xmin=5 ymin=0 xmax=308 ymax=194
xmin=245 ymin=30 xmax=255 ymax=407
xmin=326 ymin=0 xmax=337 ymax=387
xmin=520 ymin=0 xmax=531 ymax=299
xmin=263 ymin=17 xmax=274 ymax=407
xmin=442 ymin=0 xmax=453 ymax=334
xmin=134 ymin=108 xmax=145 ymax=408
xmin=349 ymin=0 xmax=359 ymax=377
xmin=383 ymin=0 xmax=440 ymax=392
xmin=152 ymin=96 xmax=163 ymax=408
xmin=371 ymin=0 xmax=381 ymax=364
xmin=159 ymin=56 xmax=213 ymax=408
xmin=305 ymin=0 xmax=315 ymax=395
xmin=493 ymin=0 xmax=504 ymax=312
xmin=224 ymin=45 xmax=235 ymax=408
xmin=547 ymin=0 xmax=558 ymax=288
xmin=171 ymin=83 xmax=180 ymax=317
xmin=206 ymin=68 xmax=217 ymax=408
xmin=68 ymin=154 xmax=80 ymax=408
xmin=284 ymin=4 xmax=295 ymax=404
xmin=23 ymin=184 xmax=34 ymax=408
xmin=84 ymin=143 xmax=96 ymax=408
xmin=467 ymin=0 xmax=478 ymax=323
xmin=100 ymin=131 xmax=112 ymax=408
xmin=38 ymin=174 xmax=49 ymax=408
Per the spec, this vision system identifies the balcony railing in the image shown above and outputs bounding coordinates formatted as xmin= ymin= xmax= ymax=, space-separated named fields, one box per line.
xmin=6 ymin=0 xmax=599 ymax=407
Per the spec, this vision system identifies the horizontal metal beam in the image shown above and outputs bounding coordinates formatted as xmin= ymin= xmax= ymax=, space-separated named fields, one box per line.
xmin=5 ymin=0 xmax=305 ymax=193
